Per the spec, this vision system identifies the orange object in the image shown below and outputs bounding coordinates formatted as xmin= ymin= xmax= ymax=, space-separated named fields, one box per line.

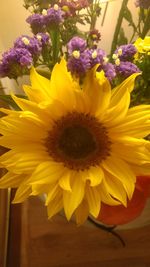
xmin=97 ymin=176 xmax=150 ymax=225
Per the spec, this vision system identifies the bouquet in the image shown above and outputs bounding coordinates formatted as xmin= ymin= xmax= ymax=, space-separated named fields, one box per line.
xmin=0 ymin=0 xmax=150 ymax=241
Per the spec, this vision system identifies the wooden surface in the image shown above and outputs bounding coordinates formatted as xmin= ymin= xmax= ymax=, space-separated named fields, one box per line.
xmin=0 ymin=188 xmax=10 ymax=267
xmin=18 ymin=197 xmax=150 ymax=267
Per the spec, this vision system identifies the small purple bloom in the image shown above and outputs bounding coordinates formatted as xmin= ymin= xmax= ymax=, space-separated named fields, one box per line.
xmin=115 ymin=61 xmax=140 ymax=78
xmin=88 ymin=48 xmax=106 ymax=67
xmin=59 ymin=0 xmax=89 ymax=15
xmin=135 ymin=0 xmax=150 ymax=8
xmin=115 ymin=44 xmax=137 ymax=61
xmin=88 ymin=29 xmax=101 ymax=42
xmin=0 ymin=48 xmax=32 ymax=79
xmin=67 ymin=51 xmax=90 ymax=77
xmin=67 ymin=37 xmax=87 ymax=55
xmin=42 ymin=6 xmax=63 ymax=28
xmin=14 ymin=35 xmax=41 ymax=59
xmin=36 ymin=32 xmax=51 ymax=47
xmin=101 ymin=63 xmax=116 ymax=82
xmin=26 ymin=14 xmax=45 ymax=34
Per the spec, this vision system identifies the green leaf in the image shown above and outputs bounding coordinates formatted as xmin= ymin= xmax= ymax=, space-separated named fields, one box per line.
xmin=0 ymin=94 xmax=27 ymax=110
xmin=123 ymin=6 xmax=136 ymax=29
xmin=117 ymin=27 xmax=128 ymax=46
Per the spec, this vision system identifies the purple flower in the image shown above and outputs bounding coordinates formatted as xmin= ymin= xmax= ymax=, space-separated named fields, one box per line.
xmin=36 ymin=32 xmax=51 ymax=47
xmin=67 ymin=50 xmax=90 ymax=77
xmin=36 ymin=33 xmax=51 ymax=64
xmin=42 ymin=5 xmax=63 ymax=28
xmin=100 ymin=63 xmax=116 ymax=82
xmin=115 ymin=61 xmax=140 ymax=78
xmin=0 ymin=48 xmax=32 ymax=79
xmin=67 ymin=37 xmax=87 ymax=55
xmin=26 ymin=14 xmax=45 ymax=34
xmin=88 ymin=29 xmax=101 ymax=42
xmin=114 ymin=44 xmax=137 ymax=61
xmin=135 ymin=0 xmax=150 ymax=8
xmin=87 ymin=48 xmax=106 ymax=67
xmin=14 ymin=35 xmax=41 ymax=59
xmin=59 ymin=0 xmax=89 ymax=15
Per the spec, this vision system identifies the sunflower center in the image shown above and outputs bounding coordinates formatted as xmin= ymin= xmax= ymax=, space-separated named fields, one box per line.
xmin=58 ymin=125 xmax=96 ymax=159
xmin=45 ymin=112 xmax=111 ymax=170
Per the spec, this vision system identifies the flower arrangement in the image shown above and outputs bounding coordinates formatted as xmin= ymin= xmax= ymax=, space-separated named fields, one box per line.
xmin=0 ymin=0 xmax=150 ymax=239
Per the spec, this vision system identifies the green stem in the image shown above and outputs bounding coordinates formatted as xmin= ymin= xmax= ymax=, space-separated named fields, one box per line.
xmin=50 ymin=27 xmax=60 ymax=66
xmin=89 ymin=3 xmax=96 ymax=30
xmin=140 ymin=9 xmax=150 ymax=38
xmin=89 ymin=0 xmax=101 ymax=31
xmin=101 ymin=2 xmax=109 ymax=26
xmin=110 ymin=0 xmax=129 ymax=56
xmin=36 ymin=68 xmax=51 ymax=79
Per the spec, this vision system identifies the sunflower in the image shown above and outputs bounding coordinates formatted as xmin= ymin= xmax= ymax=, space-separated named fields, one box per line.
xmin=0 ymin=59 xmax=150 ymax=224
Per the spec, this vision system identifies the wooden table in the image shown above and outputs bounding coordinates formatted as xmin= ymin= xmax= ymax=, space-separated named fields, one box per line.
xmin=6 ymin=197 xmax=150 ymax=267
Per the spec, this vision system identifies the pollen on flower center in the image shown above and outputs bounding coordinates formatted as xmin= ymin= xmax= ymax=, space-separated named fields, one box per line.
xmin=45 ymin=112 xmax=111 ymax=170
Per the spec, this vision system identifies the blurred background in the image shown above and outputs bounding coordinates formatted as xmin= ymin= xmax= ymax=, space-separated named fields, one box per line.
xmin=0 ymin=0 xmax=137 ymax=92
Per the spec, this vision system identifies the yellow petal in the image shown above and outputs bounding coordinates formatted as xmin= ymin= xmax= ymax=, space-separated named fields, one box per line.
xmin=103 ymin=175 xmax=127 ymax=206
xmin=0 ymin=114 xmax=48 ymax=139
xmin=102 ymin=88 xmax=130 ymax=127
xmin=110 ymin=105 xmax=150 ymax=131
xmin=113 ymin=123 xmax=150 ymax=138
xmin=112 ymin=143 xmax=150 ymax=165
xmin=0 ymin=108 xmax=18 ymax=115
xmin=63 ymin=172 xmax=85 ymax=220
xmin=84 ymin=166 xmax=104 ymax=186
xmin=12 ymin=184 xmax=31 ymax=203
xmin=50 ymin=58 xmax=76 ymax=110
xmin=31 ymin=183 xmax=49 ymax=195
xmin=126 ymin=104 xmax=150 ymax=117
xmin=75 ymin=199 xmax=89 ymax=225
xmin=110 ymin=73 xmax=140 ymax=107
xmin=95 ymin=71 xmax=111 ymax=116
xmin=29 ymin=161 xmax=65 ymax=185
xmin=0 ymin=149 xmax=48 ymax=174
xmin=85 ymin=185 xmax=101 ymax=217
xmin=47 ymin=193 xmax=63 ymax=219
xmin=131 ymin=164 xmax=150 ymax=176
xmin=83 ymin=68 xmax=111 ymax=115
xmin=30 ymin=67 xmax=51 ymax=100
xmin=0 ymin=150 xmax=21 ymax=171
xmin=45 ymin=184 xmax=61 ymax=205
xmin=74 ymin=90 xmax=91 ymax=114
xmin=99 ymin=181 xmax=120 ymax=206
xmin=23 ymin=84 xmax=51 ymax=103
xmin=0 ymin=172 xmax=26 ymax=188
xmin=59 ymin=171 xmax=72 ymax=191
xmin=111 ymin=136 xmax=149 ymax=146
xmin=102 ymin=154 xmax=136 ymax=199
xmin=11 ymin=94 xmax=50 ymax=123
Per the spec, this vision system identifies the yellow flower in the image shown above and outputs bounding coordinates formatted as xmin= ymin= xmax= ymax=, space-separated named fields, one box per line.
xmin=0 ymin=59 xmax=150 ymax=224
xmin=134 ymin=36 xmax=150 ymax=55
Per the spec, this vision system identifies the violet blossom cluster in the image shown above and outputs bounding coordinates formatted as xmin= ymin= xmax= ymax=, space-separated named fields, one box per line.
xmin=0 ymin=48 xmax=32 ymax=79
xmin=26 ymin=14 xmax=45 ymax=34
xmin=114 ymin=44 xmax=137 ymax=61
xmin=14 ymin=35 xmax=41 ymax=60
xmin=113 ymin=44 xmax=140 ymax=78
xmin=59 ymin=0 xmax=89 ymax=16
xmin=42 ymin=5 xmax=64 ymax=28
xmin=135 ymin=0 xmax=150 ymax=9
xmin=115 ymin=62 xmax=140 ymax=78
xmin=67 ymin=36 xmax=116 ymax=81
xmin=0 ymin=33 xmax=51 ymax=79
xmin=26 ymin=4 xmax=64 ymax=33
xmin=88 ymin=29 xmax=101 ymax=43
